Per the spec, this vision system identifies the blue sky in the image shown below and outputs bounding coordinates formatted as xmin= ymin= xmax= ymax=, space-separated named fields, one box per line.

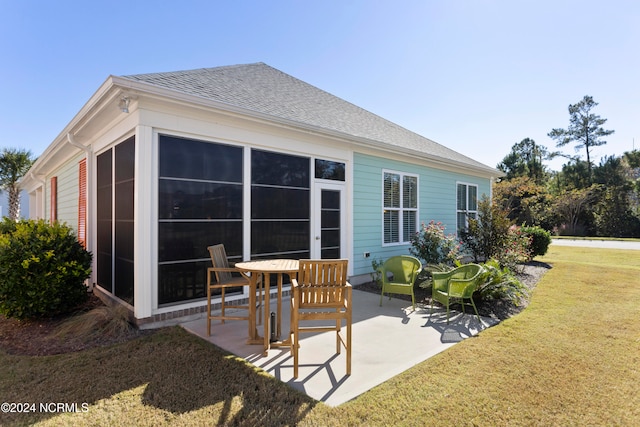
xmin=1 ymin=0 xmax=638 ymax=172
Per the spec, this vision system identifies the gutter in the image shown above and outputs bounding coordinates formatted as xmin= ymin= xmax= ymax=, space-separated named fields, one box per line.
xmin=67 ymin=133 xmax=91 ymax=155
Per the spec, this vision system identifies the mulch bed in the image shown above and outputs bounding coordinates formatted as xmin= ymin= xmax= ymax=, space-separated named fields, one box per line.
xmin=0 ymin=293 xmax=151 ymax=356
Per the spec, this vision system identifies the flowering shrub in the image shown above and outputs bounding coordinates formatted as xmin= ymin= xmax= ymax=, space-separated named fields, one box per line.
xmin=496 ymin=226 xmax=532 ymax=272
xmin=409 ymin=220 xmax=460 ymax=266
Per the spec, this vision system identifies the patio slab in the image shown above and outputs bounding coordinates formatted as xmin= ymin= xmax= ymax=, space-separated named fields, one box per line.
xmin=181 ymin=289 xmax=497 ymax=407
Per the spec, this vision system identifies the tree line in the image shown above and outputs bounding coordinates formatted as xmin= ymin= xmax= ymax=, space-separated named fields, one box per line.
xmin=495 ymin=95 xmax=640 ymax=237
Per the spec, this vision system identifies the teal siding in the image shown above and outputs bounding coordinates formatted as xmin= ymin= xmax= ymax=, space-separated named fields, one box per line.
xmin=352 ymin=153 xmax=491 ymax=277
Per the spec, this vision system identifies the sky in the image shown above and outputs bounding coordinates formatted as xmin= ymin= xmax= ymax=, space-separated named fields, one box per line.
xmin=0 ymin=0 xmax=638 ymax=172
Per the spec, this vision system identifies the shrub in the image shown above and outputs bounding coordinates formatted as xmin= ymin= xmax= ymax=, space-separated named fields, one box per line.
xmin=478 ymin=259 xmax=529 ymax=305
xmin=370 ymin=258 xmax=384 ymax=286
xmin=521 ymin=225 xmax=552 ymax=258
xmin=496 ymin=226 xmax=532 ymax=272
xmin=0 ymin=219 xmax=92 ymax=319
xmin=459 ymin=195 xmax=512 ymax=263
xmin=409 ymin=220 xmax=460 ymax=266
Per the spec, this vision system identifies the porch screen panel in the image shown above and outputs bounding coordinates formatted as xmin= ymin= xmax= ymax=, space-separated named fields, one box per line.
xmin=114 ymin=138 xmax=135 ymax=305
xmin=96 ymin=150 xmax=113 ymax=293
xmin=95 ymin=136 xmax=136 ymax=305
xmin=251 ymin=149 xmax=310 ymax=259
xmin=158 ymin=135 xmax=243 ymax=305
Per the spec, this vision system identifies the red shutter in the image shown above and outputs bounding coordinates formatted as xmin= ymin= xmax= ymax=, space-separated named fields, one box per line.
xmin=50 ymin=176 xmax=57 ymax=223
xmin=78 ymin=159 xmax=87 ymax=247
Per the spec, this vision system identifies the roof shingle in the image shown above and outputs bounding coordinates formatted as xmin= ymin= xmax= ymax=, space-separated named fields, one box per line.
xmin=123 ymin=63 xmax=496 ymax=174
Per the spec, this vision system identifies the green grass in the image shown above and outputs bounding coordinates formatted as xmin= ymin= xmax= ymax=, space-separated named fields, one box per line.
xmin=1 ymin=246 xmax=639 ymax=426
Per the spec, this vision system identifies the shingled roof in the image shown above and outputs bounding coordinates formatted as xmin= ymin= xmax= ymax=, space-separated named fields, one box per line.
xmin=122 ymin=63 xmax=497 ymax=174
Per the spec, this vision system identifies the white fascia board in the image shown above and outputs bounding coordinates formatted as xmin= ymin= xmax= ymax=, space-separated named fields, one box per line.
xmin=21 ymin=76 xmax=121 ymax=188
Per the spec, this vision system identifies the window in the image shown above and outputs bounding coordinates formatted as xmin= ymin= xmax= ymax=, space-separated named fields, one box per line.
xmin=457 ymin=183 xmax=478 ymax=232
xmin=383 ymin=171 xmax=418 ymax=244
xmin=315 ymin=159 xmax=345 ymax=181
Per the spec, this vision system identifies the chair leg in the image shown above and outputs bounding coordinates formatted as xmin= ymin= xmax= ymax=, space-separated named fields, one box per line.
xmin=207 ymin=286 xmax=212 ymax=336
xmin=335 ymin=316 xmax=341 ymax=354
xmin=291 ymin=298 xmax=299 ymax=379
xmin=469 ymin=298 xmax=481 ymax=323
xmin=220 ymin=288 xmax=225 ymax=324
xmin=346 ymin=310 xmax=352 ymax=376
xmin=446 ymin=300 xmax=450 ymax=324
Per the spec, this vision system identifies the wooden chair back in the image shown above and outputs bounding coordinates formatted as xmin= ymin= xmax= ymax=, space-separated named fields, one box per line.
xmin=296 ymin=259 xmax=349 ymax=308
xmin=208 ymin=244 xmax=232 ymax=283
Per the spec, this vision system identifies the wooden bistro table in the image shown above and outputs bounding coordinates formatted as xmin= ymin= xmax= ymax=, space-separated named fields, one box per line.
xmin=235 ymin=259 xmax=299 ymax=356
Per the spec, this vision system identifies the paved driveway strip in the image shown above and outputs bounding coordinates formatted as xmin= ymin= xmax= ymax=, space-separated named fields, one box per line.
xmin=551 ymin=239 xmax=640 ymax=250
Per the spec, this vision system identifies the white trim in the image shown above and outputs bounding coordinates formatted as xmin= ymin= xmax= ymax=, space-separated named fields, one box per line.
xmin=312 ymin=181 xmax=347 ymax=259
xmin=135 ymin=125 xmax=154 ymax=319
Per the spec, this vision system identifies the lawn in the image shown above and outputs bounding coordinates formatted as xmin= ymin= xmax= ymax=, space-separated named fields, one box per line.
xmin=1 ymin=246 xmax=639 ymax=426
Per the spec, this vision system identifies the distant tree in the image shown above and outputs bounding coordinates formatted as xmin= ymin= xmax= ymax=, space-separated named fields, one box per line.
xmin=594 ymin=155 xmax=627 ymax=187
xmin=553 ymin=185 xmax=598 ymax=236
xmin=497 ymin=138 xmax=550 ymax=184
xmin=624 ymin=149 xmax=640 ymax=169
xmin=0 ymin=148 xmax=35 ymax=221
xmin=623 ymin=150 xmax=640 ymax=217
xmin=591 ymin=155 xmax=640 ymax=237
xmin=493 ymin=176 xmax=555 ymax=230
xmin=548 ymin=95 xmax=614 ymax=183
xmin=557 ymin=160 xmax=593 ymax=191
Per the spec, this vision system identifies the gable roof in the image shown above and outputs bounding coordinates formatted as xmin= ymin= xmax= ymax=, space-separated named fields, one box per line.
xmin=122 ymin=62 xmax=497 ymax=175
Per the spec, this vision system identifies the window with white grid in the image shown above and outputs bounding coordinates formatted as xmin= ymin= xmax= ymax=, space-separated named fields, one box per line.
xmin=383 ymin=171 xmax=418 ymax=245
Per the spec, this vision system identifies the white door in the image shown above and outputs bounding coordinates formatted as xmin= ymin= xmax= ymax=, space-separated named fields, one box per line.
xmin=313 ymin=182 xmax=346 ymax=259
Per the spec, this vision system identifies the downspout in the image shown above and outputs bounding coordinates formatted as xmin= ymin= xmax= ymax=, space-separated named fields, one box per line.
xmin=29 ymin=171 xmax=45 ymax=187
xmin=67 ymin=133 xmax=94 ymax=291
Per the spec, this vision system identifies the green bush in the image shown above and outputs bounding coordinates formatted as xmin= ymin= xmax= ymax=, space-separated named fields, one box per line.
xmin=409 ymin=220 xmax=460 ymax=266
xmin=459 ymin=195 xmax=512 ymax=263
xmin=478 ymin=259 xmax=529 ymax=304
xmin=521 ymin=225 xmax=552 ymax=258
xmin=0 ymin=219 xmax=92 ymax=319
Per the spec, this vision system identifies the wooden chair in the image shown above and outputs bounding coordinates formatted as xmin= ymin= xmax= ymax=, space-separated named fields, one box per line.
xmin=289 ymin=259 xmax=352 ymax=379
xmin=206 ymin=244 xmax=263 ymax=336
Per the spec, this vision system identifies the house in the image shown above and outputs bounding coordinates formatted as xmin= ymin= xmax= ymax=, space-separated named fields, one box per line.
xmin=20 ymin=63 xmax=500 ymax=327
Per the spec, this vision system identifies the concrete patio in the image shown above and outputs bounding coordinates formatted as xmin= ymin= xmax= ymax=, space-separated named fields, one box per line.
xmin=181 ymin=288 xmax=497 ymax=407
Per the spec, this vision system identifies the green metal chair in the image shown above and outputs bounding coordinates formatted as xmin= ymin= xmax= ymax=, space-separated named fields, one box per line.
xmin=378 ymin=255 xmax=423 ymax=310
xmin=430 ymin=263 xmax=484 ymax=323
